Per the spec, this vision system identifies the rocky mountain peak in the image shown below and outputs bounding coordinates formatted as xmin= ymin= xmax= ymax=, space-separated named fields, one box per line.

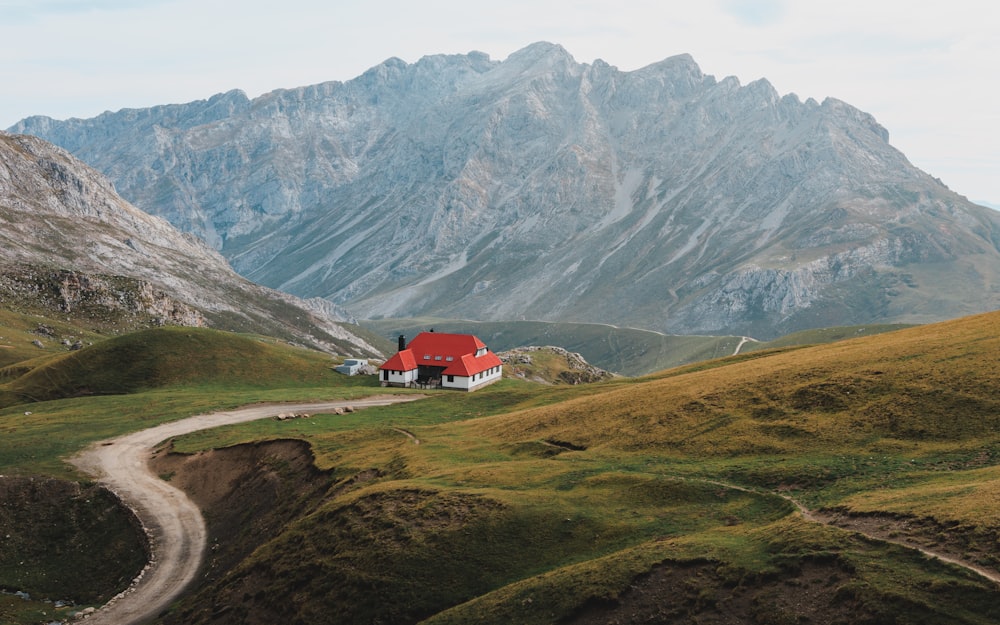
xmin=10 ymin=43 xmax=1000 ymax=339
xmin=637 ymin=52 xmax=705 ymax=81
xmin=506 ymin=41 xmax=576 ymax=66
xmin=359 ymin=56 xmax=409 ymax=84
xmin=742 ymin=77 xmax=780 ymax=106
xmin=821 ymin=97 xmax=891 ymax=143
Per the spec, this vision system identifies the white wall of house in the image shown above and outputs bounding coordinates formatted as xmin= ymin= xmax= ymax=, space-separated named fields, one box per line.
xmin=382 ymin=368 xmax=417 ymax=387
xmin=442 ymin=366 xmax=503 ymax=391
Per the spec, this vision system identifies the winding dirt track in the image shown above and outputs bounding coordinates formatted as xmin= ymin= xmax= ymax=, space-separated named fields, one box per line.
xmin=697 ymin=477 xmax=1000 ymax=587
xmin=69 ymin=396 xmax=424 ymax=625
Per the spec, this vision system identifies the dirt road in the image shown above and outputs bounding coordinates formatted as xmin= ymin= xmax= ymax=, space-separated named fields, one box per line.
xmin=69 ymin=396 xmax=423 ymax=625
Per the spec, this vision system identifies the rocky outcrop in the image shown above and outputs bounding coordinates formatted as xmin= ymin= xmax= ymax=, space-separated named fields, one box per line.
xmin=499 ymin=346 xmax=616 ymax=385
xmin=0 ymin=265 xmax=207 ymax=328
xmin=12 ymin=42 xmax=1000 ymax=337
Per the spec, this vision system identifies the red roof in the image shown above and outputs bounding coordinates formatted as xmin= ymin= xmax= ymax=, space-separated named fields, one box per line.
xmin=380 ymin=348 xmax=417 ymax=372
xmin=379 ymin=332 xmax=502 ymax=377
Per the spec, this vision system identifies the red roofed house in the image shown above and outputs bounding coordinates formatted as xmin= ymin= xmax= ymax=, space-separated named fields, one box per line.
xmin=379 ymin=331 xmax=503 ymax=391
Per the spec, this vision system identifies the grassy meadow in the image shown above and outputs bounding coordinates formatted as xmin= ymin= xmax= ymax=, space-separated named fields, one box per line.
xmin=1 ymin=311 xmax=999 ymax=623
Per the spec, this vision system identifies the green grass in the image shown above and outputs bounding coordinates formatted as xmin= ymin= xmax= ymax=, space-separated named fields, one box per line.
xmin=166 ymin=378 xmax=605 ymax=454
xmin=3 ymin=311 xmax=1000 ymax=624
xmin=420 ymin=514 xmax=1000 ymax=625
xmin=0 ymin=386 xmax=388 ymax=478
xmin=0 ymin=326 xmax=355 ymax=408
xmin=0 ymin=308 xmax=107 ymax=370
xmin=169 ymin=461 xmax=794 ymax=625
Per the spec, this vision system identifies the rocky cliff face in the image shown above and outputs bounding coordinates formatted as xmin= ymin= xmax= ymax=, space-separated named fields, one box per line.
xmin=0 ymin=131 xmax=383 ymax=356
xmin=13 ymin=42 xmax=1000 ymax=337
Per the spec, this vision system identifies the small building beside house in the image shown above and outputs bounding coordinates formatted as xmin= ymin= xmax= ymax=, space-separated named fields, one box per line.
xmin=334 ymin=358 xmax=369 ymax=375
xmin=379 ymin=331 xmax=503 ymax=391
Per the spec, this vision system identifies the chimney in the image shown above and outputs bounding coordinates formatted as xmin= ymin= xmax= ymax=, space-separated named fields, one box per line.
xmin=398 ymin=334 xmax=406 ymax=352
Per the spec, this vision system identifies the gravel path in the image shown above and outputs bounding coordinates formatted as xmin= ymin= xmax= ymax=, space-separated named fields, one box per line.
xmin=68 ymin=396 xmax=423 ymax=625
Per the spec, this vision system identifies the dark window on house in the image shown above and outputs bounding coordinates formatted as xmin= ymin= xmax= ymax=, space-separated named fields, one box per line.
xmin=447 ymin=375 xmax=454 ymax=383
xmin=383 ymin=370 xmax=389 ymax=381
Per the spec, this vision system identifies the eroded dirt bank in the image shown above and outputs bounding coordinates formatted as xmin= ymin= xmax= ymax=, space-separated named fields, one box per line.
xmin=562 ymin=558 xmax=876 ymax=625
xmin=149 ymin=439 xmax=334 ymax=590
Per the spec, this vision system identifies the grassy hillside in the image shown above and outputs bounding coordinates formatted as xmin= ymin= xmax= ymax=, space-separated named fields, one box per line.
xmin=363 ymin=317 xmax=909 ymax=376
xmin=0 ymin=326 xmax=359 ymax=408
xmin=742 ymin=322 xmax=914 ymax=352
xmin=0 ymin=309 xmax=107 ymax=369
xmin=1 ymin=310 xmax=999 ymax=623
xmin=154 ymin=311 xmax=1000 ymax=624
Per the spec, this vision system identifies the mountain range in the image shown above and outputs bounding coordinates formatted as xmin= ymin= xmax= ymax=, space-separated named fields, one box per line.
xmin=11 ymin=42 xmax=1000 ymax=338
xmin=0 ymin=130 xmax=383 ymax=357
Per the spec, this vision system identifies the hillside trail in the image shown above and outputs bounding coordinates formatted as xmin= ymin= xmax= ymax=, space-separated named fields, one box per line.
xmin=68 ymin=395 xmax=424 ymax=625
xmin=694 ymin=477 xmax=1000 ymax=587
xmin=732 ymin=336 xmax=757 ymax=355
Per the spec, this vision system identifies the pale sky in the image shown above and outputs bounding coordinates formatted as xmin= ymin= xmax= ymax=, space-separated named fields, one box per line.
xmin=2 ymin=0 xmax=998 ymax=205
